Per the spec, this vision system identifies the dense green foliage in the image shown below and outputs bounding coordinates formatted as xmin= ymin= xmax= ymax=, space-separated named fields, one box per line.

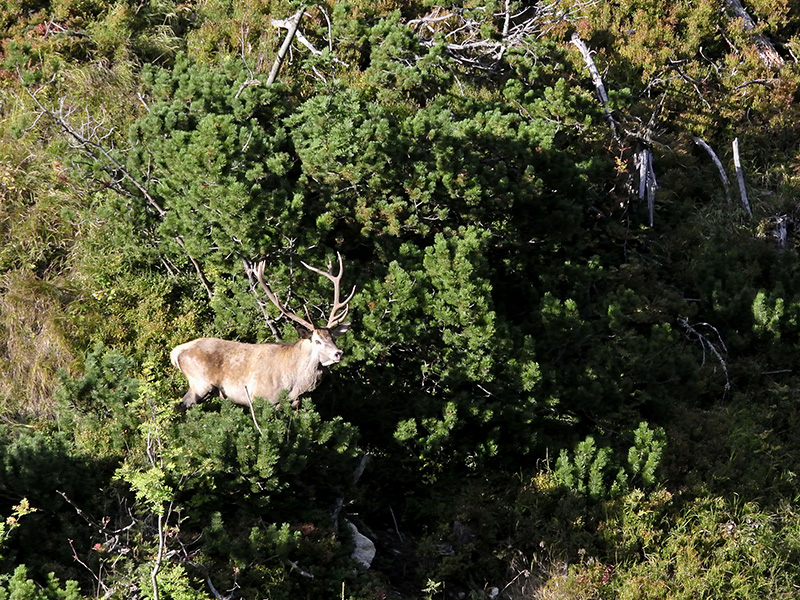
xmin=1 ymin=0 xmax=800 ymax=597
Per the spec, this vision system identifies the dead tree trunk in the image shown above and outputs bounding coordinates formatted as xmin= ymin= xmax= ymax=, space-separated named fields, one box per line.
xmin=723 ymin=0 xmax=784 ymax=68
xmin=635 ymin=146 xmax=658 ymax=227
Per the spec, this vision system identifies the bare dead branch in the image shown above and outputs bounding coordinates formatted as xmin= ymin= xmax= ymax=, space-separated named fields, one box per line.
xmin=243 ymin=258 xmax=282 ymax=339
xmin=288 ymin=560 xmax=315 ymax=578
xmin=266 ymin=6 xmax=306 ymax=85
xmin=174 ymin=236 xmax=214 ymax=300
xmin=206 ymin=576 xmax=239 ymax=600
xmin=389 ymin=506 xmax=404 ymax=543
xmin=678 ymin=317 xmax=730 ymax=393
xmin=693 ymin=137 xmax=732 ymax=203
xmin=353 ymin=453 xmax=372 ymax=484
xmin=268 ymin=5 xmax=346 ymax=82
xmin=733 ymin=78 xmax=778 ymax=90
xmin=732 ymin=137 xmax=752 ymax=216
xmin=151 ymin=512 xmax=164 ymax=600
xmin=67 ymin=537 xmax=110 ymax=596
xmin=234 ymin=21 xmax=261 ymax=98
xmin=57 ymin=490 xmax=136 ymax=538
xmin=634 ymin=147 xmax=658 ymax=226
xmin=761 ymin=215 xmax=789 ymax=248
xmin=570 ymin=32 xmax=621 ymax=142
xmin=23 ymin=84 xmax=166 ymax=217
xmin=318 ymin=5 xmax=334 ymax=53
xmin=272 ymin=16 xmax=321 ymax=55
xmin=502 ymin=0 xmax=511 ymax=38
xmin=244 ymin=385 xmax=265 ymax=436
xmin=409 ymin=3 xmax=559 ymax=72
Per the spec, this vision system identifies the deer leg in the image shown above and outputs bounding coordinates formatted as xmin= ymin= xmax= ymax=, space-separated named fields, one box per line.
xmin=181 ymin=384 xmax=215 ymax=409
xmin=181 ymin=390 xmax=201 ymax=409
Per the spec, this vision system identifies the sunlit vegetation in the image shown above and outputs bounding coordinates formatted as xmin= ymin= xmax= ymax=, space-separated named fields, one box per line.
xmin=1 ymin=0 xmax=800 ymax=597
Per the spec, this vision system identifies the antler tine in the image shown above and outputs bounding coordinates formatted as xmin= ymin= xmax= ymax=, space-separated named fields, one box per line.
xmin=255 ymin=260 xmax=315 ymax=331
xmin=300 ymin=251 xmax=357 ymax=328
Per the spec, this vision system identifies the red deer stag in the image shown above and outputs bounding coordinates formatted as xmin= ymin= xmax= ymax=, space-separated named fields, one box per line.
xmin=171 ymin=253 xmax=355 ymax=410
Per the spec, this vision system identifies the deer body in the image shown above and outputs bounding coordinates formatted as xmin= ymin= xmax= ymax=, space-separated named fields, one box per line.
xmin=172 ymin=253 xmax=355 ymax=410
xmin=171 ymin=327 xmax=348 ymax=409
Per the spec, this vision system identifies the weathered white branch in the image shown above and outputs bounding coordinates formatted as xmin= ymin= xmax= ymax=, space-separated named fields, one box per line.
xmin=769 ymin=215 xmax=789 ymax=248
xmin=732 ymin=137 xmax=752 ymax=216
xmin=634 ymin=147 xmax=658 ymax=226
xmin=243 ymin=258 xmax=282 ymax=338
xmin=408 ymin=12 xmax=456 ymax=30
xmin=24 ymin=76 xmax=217 ymax=301
xmin=502 ymin=0 xmax=511 ymax=38
xmin=151 ymin=511 xmax=164 ymax=600
xmin=410 ymin=4 xmax=546 ymax=71
xmin=693 ymin=137 xmax=732 ymax=203
xmin=570 ymin=32 xmax=607 ymax=103
xmin=266 ymin=6 xmax=306 ymax=85
xmin=244 ymin=385 xmax=264 ymax=436
xmin=272 ymin=17 xmax=321 ymax=55
xmin=570 ymin=32 xmax=620 ymax=141
xmin=318 ymin=5 xmax=334 ymax=53
xmin=288 ymin=560 xmax=315 ymax=579
xmin=678 ymin=317 xmax=730 ymax=393
xmin=175 ymin=237 xmax=214 ymax=300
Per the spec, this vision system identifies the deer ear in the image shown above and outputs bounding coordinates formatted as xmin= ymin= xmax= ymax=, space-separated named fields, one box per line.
xmin=295 ymin=326 xmax=313 ymax=339
xmin=329 ymin=322 xmax=350 ymax=338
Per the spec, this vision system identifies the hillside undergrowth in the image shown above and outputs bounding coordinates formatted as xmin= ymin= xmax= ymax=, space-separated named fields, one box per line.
xmin=1 ymin=0 xmax=800 ymax=598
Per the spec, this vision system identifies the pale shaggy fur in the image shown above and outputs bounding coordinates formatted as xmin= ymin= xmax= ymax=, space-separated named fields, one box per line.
xmin=171 ymin=325 xmax=349 ymax=410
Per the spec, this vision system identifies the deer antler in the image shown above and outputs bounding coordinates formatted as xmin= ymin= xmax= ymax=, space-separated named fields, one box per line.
xmin=300 ymin=251 xmax=357 ymax=328
xmin=255 ymin=261 xmax=316 ymax=331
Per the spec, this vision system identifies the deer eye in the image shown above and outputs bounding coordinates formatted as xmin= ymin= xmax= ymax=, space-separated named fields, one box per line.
xmin=315 ymin=339 xmax=322 ymax=345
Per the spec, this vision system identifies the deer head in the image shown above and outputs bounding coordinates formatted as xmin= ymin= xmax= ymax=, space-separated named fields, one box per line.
xmin=255 ymin=252 xmax=356 ymax=363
